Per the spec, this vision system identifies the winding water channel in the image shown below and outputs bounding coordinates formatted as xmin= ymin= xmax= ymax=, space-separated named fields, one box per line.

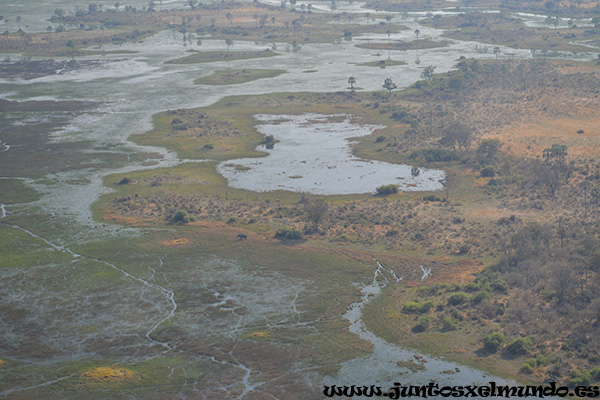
xmin=1 ymin=1 xmax=598 ymax=397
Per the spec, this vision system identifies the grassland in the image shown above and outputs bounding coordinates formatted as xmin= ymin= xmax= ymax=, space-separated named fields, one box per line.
xmin=357 ymin=59 xmax=408 ymax=68
xmin=3 ymin=0 xmax=600 ymax=396
xmin=90 ymin=54 xmax=600 ymax=387
xmin=166 ymin=49 xmax=280 ymax=64
xmin=194 ymin=68 xmax=286 ymax=85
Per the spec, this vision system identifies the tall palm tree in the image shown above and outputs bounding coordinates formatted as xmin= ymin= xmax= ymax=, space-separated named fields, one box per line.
xmin=414 ymin=29 xmax=420 ymax=62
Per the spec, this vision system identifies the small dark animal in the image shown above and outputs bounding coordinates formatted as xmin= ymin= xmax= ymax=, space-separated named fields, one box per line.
xmin=237 ymin=234 xmax=247 ymax=240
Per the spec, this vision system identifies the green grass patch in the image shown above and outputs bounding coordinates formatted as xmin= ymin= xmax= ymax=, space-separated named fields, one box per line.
xmin=358 ymin=59 xmax=407 ymax=68
xmin=0 ymin=179 xmax=40 ymax=204
xmin=194 ymin=69 xmax=286 ymax=85
xmin=166 ymin=50 xmax=280 ymax=64
xmin=356 ymin=40 xmax=449 ymax=51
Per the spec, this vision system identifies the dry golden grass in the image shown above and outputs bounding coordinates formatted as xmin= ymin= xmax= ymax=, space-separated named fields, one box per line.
xmin=82 ymin=366 xmax=138 ymax=384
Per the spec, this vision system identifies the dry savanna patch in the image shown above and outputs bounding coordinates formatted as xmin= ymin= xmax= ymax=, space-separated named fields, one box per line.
xmin=161 ymin=238 xmax=189 ymax=246
xmin=82 ymin=366 xmax=139 ymax=384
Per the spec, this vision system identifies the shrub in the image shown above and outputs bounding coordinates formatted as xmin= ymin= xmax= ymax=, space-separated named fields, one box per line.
xmin=409 ymin=148 xmax=459 ymax=162
xmin=483 ymin=332 xmax=505 ymax=353
xmin=423 ymin=194 xmax=442 ymax=202
xmin=441 ymin=315 xmax=458 ymax=331
xmin=274 ymin=228 xmax=303 ymax=240
xmin=447 ymin=292 xmax=468 ymax=305
xmin=470 ymin=290 xmax=489 ymax=305
xmin=420 ymin=300 xmax=435 ymax=313
xmin=536 ymin=354 xmax=548 ymax=367
xmin=505 ymin=337 xmax=533 ymax=356
xmin=480 ymin=165 xmax=496 ymax=177
xmin=403 ymin=302 xmax=422 ymax=313
xmin=568 ymin=369 xmax=592 ymax=387
xmin=414 ymin=315 xmax=432 ymax=332
xmin=376 ymin=184 xmax=398 ymax=195
xmin=577 ymin=129 xmax=585 ymax=134
xmin=520 ymin=363 xmax=535 ymax=374
xmin=171 ymin=210 xmax=196 ymax=224
xmin=463 ymin=282 xmax=480 ymax=293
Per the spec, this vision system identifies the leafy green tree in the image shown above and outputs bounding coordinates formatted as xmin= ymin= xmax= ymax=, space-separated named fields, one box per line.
xmin=477 ymin=138 xmax=503 ymax=161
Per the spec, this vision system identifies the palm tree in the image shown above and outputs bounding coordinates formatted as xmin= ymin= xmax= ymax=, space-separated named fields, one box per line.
xmin=383 ymin=78 xmax=396 ymax=97
xmin=414 ymin=29 xmax=420 ymax=62
xmin=493 ymin=46 xmax=500 ymax=62
xmin=348 ymin=76 xmax=356 ymax=93
xmin=16 ymin=16 xmax=21 ymax=31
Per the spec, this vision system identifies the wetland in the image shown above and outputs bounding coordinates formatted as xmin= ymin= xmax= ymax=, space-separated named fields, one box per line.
xmin=1 ymin=0 xmax=600 ymax=398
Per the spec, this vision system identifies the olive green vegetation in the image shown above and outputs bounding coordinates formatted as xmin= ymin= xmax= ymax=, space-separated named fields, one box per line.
xmin=0 ymin=179 xmax=40 ymax=204
xmin=361 ymin=285 xmax=533 ymax=384
xmin=166 ymin=50 xmax=280 ymax=64
xmin=357 ymin=59 xmax=407 ymax=68
xmin=194 ymin=69 xmax=286 ymax=85
xmin=356 ymin=40 xmax=449 ymax=51
xmin=0 ymin=225 xmax=72 ymax=268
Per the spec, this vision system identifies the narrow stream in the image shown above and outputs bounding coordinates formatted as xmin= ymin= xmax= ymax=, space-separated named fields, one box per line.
xmin=324 ymin=260 xmax=517 ymax=398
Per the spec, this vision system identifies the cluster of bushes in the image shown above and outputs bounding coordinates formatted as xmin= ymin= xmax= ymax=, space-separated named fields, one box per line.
xmin=171 ymin=210 xmax=196 ymax=224
xmin=376 ymin=184 xmax=398 ymax=195
xmin=274 ymin=227 xmax=303 ymax=240
xmin=410 ymin=148 xmax=459 ymax=162
xmin=402 ymin=300 xmax=434 ymax=314
xmin=520 ymin=354 xmax=548 ymax=374
xmin=567 ymin=367 xmax=600 ymax=387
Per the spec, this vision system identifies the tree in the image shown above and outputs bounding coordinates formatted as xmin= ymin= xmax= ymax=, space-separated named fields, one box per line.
xmin=442 ymin=121 xmax=472 ymax=151
xmin=304 ymin=198 xmax=328 ymax=231
xmin=226 ymin=12 xmax=233 ymax=25
xmin=347 ymin=76 xmax=356 ymax=93
xmin=421 ymin=65 xmax=436 ymax=80
xmin=259 ymin=14 xmax=268 ymax=29
xmin=382 ymin=78 xmax=396 ymax=97
xmin=477 ymin=138 xmax=503 ymax=161
xmin=16 ymin=16 xmax=21 ymax=31
xmin=580 ymin=180 xmax=591 ymax=218
xmin=291 ymin=19 xmax=301 ymax=35
xmin=414 ymin=28 xmax=420 ymax=62
xmin=493 ymin=46 xmax=500 ymax=62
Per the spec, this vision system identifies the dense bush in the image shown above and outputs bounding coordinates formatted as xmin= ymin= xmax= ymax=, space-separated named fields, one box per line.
xmin=441 ymin=315 xmax=458 ymax=331
xmin=414 ymin=315 xmax=432 ymax=332
xmin=423 ymin=195 xmax=443 ymax=202
xmin=480 ymin=165 xmax=496 ymax=177
xmin=482 ymin=332 xmax=505 ymax=353
xmin=403 ymin=302 xmax=422 ymax=313
xmin=171 ymin=210 xmax=196 ymax=224
xmin=447 ymin=292 xmax=468 ymax=305
xmin=376 ymin=184 xmax=399 ymax=195
xmin=505 ymin=337 xmax=533 ymax=356
xmin=274 ymin=228 xmax=304 ymax=240
xmin=410 ymin=148 xmax=459 ymax=162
